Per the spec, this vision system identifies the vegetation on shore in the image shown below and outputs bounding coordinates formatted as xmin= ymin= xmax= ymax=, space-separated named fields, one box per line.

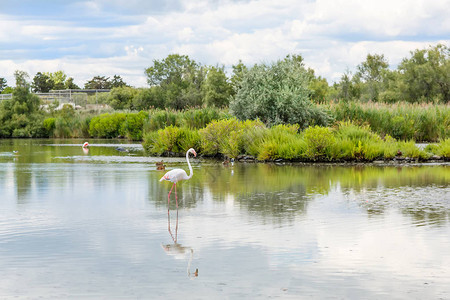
xmin=325 ymin=101 xmax=450 ymax=142
xmin=142 ymin=118 xmax=450 ymax=161
xmin=1 ymin=44 xmax=449 ymax=162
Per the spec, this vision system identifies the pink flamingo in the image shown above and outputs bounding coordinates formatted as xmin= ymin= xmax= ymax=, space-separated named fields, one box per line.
xmin=159 ymin=148 xmax=197 ymax=209
xmin=82 ymin=142 xmax=89 ymax=148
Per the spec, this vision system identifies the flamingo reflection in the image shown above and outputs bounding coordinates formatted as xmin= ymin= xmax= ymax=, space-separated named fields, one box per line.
xmin=162 ymin=209 xmax=198 ymax=278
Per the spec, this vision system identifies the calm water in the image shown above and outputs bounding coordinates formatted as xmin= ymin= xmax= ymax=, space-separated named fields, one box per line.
xmin=0 ymin=139 xmax=449 ymax=299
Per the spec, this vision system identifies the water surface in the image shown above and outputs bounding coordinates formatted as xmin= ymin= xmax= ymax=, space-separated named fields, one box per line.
xmin=0 ymin=139 xmax=449 ymax=299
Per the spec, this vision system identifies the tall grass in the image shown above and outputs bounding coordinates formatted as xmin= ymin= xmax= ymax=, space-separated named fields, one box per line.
xmin=325 ymin=101 xmax=450 ymax=142
xmin=143 ymin=107 xmax=229 ymax=133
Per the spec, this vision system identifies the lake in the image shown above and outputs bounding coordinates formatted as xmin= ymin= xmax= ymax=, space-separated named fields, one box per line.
xmin=0 ymin=139 xmax=449 ymax=299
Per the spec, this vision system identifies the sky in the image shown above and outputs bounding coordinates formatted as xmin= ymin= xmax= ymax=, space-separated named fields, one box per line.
xmin=0 ymin=0 xmax=449 ymax=88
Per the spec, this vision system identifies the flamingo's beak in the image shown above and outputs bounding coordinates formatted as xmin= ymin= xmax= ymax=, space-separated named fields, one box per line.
xmin=193 ymin=150 xmax=197 ymax=157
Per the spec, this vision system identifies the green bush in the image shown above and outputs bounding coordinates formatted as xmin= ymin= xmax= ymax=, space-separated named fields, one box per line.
xmin=177 ymin=127 xmax=202 ymax=153
xmin=43 ymin=118 xmax=56 ymax=136
xmin=89 ymin=112 xmax=127 ymax=138
xmin=122 ymin=111 xmax=148 ymax=140
xmin=198 ymin=118 xmax=263 ymax=157
xmin=396 ymin=140 xmax=429 ymax=159
xmin=142 ymin=131 xmax=159 ymax=154
xmin=199 ymin=119 xmax=243 ymax=156
xmin=382 ymin=135 xmax=398 ymax=159
xmin=143 ymin=126 xmax=200 ymax=155
xmin=302 ymin=126 xmax=335 ymax=160
xmin=145 ymin=109 xmax=180 ymax=132
xmin=332 ymin=121 xmax=384 ymax=161
xmin=230 ymin=55 xmax=331 ymax=128
xmin=242 ymin=125 xmax=268 ymax=157
xmin=258 ymin=124 xmax=305 ymax=160
xmin=425 ymin=138 xmax=450 ymax=158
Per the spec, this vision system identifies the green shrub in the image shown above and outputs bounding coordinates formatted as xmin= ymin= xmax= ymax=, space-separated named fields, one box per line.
xmin=142 ymin=131 xmax=159 ymax=154
xmin=230 ymin=55 xmax=331 ymax=128
xmin=121 ymin=111 xmax=148 ymax=140
xmin=332 ymin=122 xmax=384 ymax=161
xmin=154 ymin=125 xmax=182 ymax=153
xmin=199 ymin=119 xmax=243 ymax=156
xmin=43 ymin=118 xmax=56 ymax=136
xmin=396 ymin=140 xmax=429 ymax=159
xmin=89 ymin=112 xmax=127 ymax=138
xmin=257 ymin=124 xmax=304 ymax=160
xmin=425 ymin=138 xmax=450 ymax=158
xmin=78 ymin=114 xmax=93 ymax=138
xmin=177 ymin=127 xmax=202 ymax=153
xmin=54 ymin=116 xmax=72 ymax=138
xmin=302 ymin=126 xmax=335 ymax=160
xmin=382 ymin=135 xmax=398 ymax=159
xmin=143 ymin=126 xmax=201 ymax=155
xmin=145 ymin=109 xmax=180 ymax=132
xmin=335 ymin=121 xmax=380 ymax=141
xmin=242 ymin=125 xmax=268 ymax=157
xmin=361 ymin=139 xmax=385 ymax=160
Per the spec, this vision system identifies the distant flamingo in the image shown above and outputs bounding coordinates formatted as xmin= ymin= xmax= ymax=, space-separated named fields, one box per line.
xmin=159 ymin=148 xmax=197 ymax=209
xmin=82 ymin=142 xmax=89 ymax=148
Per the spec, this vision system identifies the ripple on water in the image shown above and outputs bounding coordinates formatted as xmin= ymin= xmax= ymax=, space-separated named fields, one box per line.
xmin=345 ymin=185 xmax=450 ymax=226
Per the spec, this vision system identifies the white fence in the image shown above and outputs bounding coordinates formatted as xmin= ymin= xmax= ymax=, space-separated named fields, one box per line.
xmin=0 ymin=89 xmax=110 ymax=108
xmin=0 ymin=94 xmax=12 ymax=101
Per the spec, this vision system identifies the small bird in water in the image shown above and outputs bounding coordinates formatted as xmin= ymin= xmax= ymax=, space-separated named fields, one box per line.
xmin=115 ymin=147 xmax=129 ymax=152
xmin=156 ymin=160 xmax=166 ymax=170
xmin=82 ymin=142 xmax=89 ymax=148
xmin=13 ymin=150 xmax=18 ymax=154
xmin=222 ymin=158 xmax=235 ymax=166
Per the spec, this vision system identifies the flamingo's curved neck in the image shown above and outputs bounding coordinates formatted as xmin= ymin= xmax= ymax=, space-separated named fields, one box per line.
xmin=186 ymin=150 xmax=193 ymax=179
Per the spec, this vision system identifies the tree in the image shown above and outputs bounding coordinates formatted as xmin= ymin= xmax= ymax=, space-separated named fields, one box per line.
xmin=111 ymin=75 xmax=128 ymax=88
xmin=65 ymin=77 xmax=80 ymax=89
xmin=202 ymin=66 xmax=233 ymax=108
xmin=47 ymin=71 xmax=67 ymax=90
xmin=396 ymin=44 xmax=449 ymax=103
xmin=32 ymin=72 xmax=54 ymax=93
xmin=230 ymin=60 xmax=248 ymax=94
xmin=84 ymin=76 xmax=112 ymax=89
xmin=230 ymin=54 xmax=330 ymax=128
xmin=144 ymin=54 xmax=205 ymax=109
xmin=14 ymin=70 xmax=30 ymax=88
xmin=337 ymin=70 xmax=362 ymax=101
xmin=307 ymin=69 xmax=330 ymax=103
xmin=106 ymin=86 xmax=137 ymax=110
xmin=0 ymin=78 xmax=8 ymax=93
xmin=356 ymin=54 xmax=389 ymax=101
xmin=132 ymin=87 xmax=165 ymax=110
xmin=0 ymin=86 xmax=44 ymax=137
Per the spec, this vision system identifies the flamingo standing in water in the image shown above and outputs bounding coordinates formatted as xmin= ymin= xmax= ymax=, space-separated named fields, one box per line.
xmin=159 ymin=148 xmax=197 ymax=209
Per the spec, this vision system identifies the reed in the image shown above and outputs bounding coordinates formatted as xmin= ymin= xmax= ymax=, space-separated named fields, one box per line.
xmin=325 ymin=101 xmax=450 ymax=142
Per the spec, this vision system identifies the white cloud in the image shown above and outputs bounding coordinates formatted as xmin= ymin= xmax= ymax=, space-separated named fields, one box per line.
xmin=0 ymin=0 xmax=449 ymax=87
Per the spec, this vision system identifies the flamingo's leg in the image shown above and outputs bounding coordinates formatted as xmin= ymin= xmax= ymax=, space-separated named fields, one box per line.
xmin=168 ymin=183 xmax=175 ymax=207
xmin=175 ymin=183 xmax=178 ymax=208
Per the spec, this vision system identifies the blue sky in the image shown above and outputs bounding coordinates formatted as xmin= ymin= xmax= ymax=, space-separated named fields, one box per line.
xmin=0 ymin=0 xmax=449 ymax=88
